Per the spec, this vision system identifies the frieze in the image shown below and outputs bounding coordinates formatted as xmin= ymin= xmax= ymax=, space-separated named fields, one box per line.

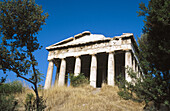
xmin=48 ymin=40 xmax=131 ymax=60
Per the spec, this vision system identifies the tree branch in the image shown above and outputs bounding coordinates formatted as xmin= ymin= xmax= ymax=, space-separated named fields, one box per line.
xmin=16 ymin=71 xmax=34 ymax=84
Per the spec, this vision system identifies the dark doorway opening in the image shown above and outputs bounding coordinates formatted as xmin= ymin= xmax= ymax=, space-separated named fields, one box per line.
xmin=115 ymin=51 xmax=125 ymax=84
xmin=65 ymin=57 xmax=75 ymax=85
xmin=81 ymin=55 xmax=91 ymax=79
xmin=96 ymin=53 xmax=108 ymax=87
xmin=54 ymin=58 xmax=61 ymax=85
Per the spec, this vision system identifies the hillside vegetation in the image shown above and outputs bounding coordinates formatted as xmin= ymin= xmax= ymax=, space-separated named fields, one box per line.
xmin=16 ymin=84 xmax=144 ymax=111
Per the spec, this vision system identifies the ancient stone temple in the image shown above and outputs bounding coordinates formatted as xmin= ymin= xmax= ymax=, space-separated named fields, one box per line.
xmin=44 ymin=31 xmax=141 ymax=89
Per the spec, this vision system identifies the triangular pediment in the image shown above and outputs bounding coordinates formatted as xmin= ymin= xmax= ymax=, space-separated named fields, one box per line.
xmin=46 ymin=31 xmax=136 ymax=50
xmin=46 ymin=31 xmax=111 ymax=50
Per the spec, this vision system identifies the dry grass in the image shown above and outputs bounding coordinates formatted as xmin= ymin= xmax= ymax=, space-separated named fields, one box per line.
xmin=15 ymin=84 xmax=145 ymax=111
xmin=42 ymin=84 xmax=144 ymax=111
xmin=14 ymin=87 xmax=34 ymax=110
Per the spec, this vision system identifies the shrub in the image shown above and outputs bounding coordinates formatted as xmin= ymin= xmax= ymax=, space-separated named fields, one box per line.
xmin=117 ymin=67 xmax=142 ymax=101
xmin=0 ymin=81 xmax=23 ymax=95
xmin=24 ymin=93 xmax=46 ymax=111
xmin=70 ymin=73 xmax=89 ymax=87
xmin=0 ymin=81 xmax=23 ymax=110
xmin=0 ymin=94 xmax=18 ymax=111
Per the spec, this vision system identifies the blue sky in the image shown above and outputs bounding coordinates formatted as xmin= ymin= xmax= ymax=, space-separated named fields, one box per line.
xmin=5 ymin=0 xmax=148 ymax=86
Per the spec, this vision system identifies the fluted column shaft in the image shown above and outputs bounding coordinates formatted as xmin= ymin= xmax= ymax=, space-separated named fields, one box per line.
xmin=58 ymin=58 xmax=66 ymax=86
xmin=44 ymin=60 xmax=54 ymax=89
xmin=133 ymin=56 xmax=136 ymax=72
xmin=125 ymin=51 xmax=132 ymax=82
xmin=90 ymin=54 xmax=97 ymax=88
xmin=108 ymin=52 xmax=115 ymax=86
xmin=74 ymin=56 xmax=81 ymax=76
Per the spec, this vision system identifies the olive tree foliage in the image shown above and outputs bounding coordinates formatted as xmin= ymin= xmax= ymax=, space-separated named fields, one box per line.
xmin=118 ymin=0 xmax=170 ymax=110
xmin=137 ymin=0 xmax=170 ymax=109
xmin=137 ymin=0 xmax=170 ymax=73
xmin=0 ymin=0 xmax=48 ymax=110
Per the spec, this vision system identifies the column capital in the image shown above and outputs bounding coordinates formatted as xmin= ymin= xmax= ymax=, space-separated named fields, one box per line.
xmin=48 ymin=59 xmax=54 ymax=62
xmin=108 ymin=51 xmax=115 ymax=54
xmin=60 ymin=58 xmax=65 ymax=60
xmin=74 ymin=55 xmax=81 ymax=58
xmin=90 ymin=53 xmax=97 ymax=56
xmin=124 ymin=49 xmax=131 ymax=52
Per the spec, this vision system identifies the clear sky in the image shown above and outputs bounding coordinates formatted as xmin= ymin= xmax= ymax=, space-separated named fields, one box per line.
xmin=5 ymin=0 xmax=148 ymax=86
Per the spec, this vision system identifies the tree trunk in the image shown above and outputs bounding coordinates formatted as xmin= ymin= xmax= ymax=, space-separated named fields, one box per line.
xmin=30 ymin=53 xmax=40 ymax=110
xmin=33 ymin=83 xmax=40 ymax=110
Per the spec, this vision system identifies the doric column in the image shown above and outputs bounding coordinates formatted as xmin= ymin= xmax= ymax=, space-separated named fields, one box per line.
xmin=125 ymin=50 xmax=132 ymax=82
xmin=44 ymin=60 xmax=54 ymax=89
xmin=90 ymin=54 xmax=97 ymax=88
xmin=133 ymin=56 xmax=136 ymax=72
xmin=58 ymin=58 xmax=66 ymax=86
xmin=74 ymin=56 xmax=81 ymax=76
xmin=107 ymin=52 xmax=115 ymax=86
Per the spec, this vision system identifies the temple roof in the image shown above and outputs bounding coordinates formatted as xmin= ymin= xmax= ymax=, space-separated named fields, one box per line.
xmin=46 ymin=31 xmax=134 ymax=50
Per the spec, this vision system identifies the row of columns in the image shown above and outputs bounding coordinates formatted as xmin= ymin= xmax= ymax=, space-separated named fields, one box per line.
xmin=44 ymin=50 xmax=135 ymax=89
